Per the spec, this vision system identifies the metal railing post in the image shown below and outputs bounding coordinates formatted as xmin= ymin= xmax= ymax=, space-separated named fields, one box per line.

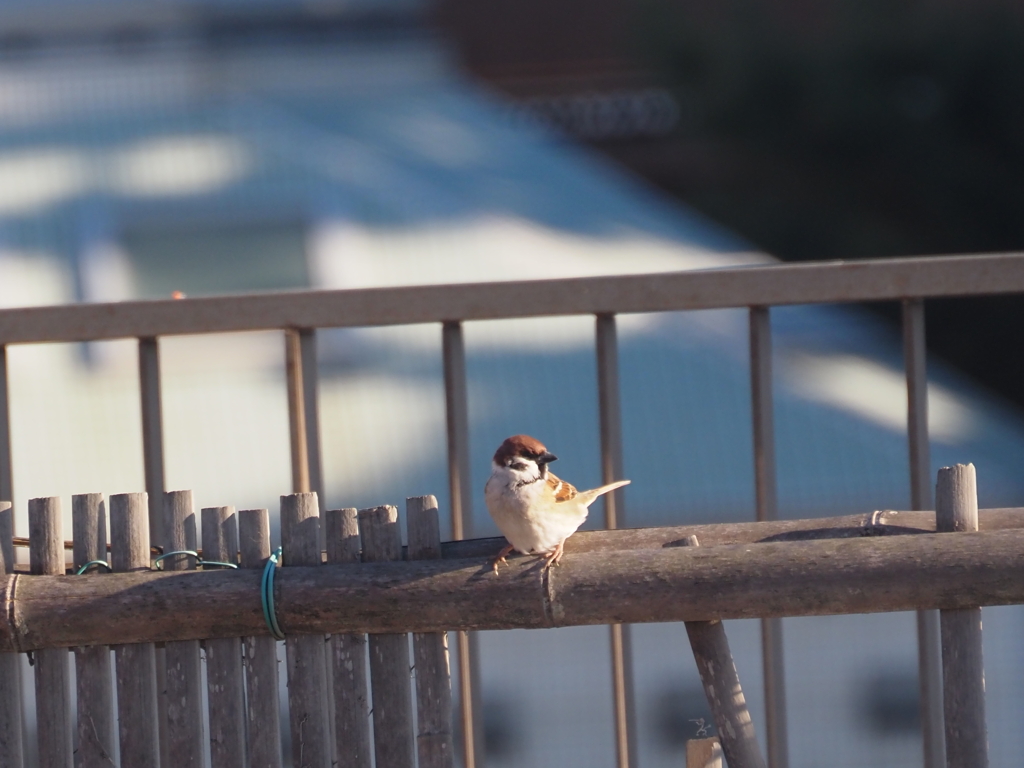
xmin=903 ymin=298 xmax=945 ymax=768
xmin=596 ymin=313 xmax=638 ymax=768
xmin=442 ymin=321 xmax=485 ymax=768
xmin=749 ymin=307 xmax=789 ymax=768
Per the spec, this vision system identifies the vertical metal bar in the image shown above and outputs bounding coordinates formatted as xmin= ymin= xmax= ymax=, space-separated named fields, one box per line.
xmin=0 ymin=352 xmax=16 ymax=768
xmin=903 ymin=298 xmax=945 ymax=768
xmin=138 ymin=336 xmax=170 ymax=767
xmin=595 ymin=314 xmax=637 ymax=768
xmin=138 ymin=337 xmax=166 ymax=548
xmin=299 ymin=329 xmax=325 ymax=507
xmin=0 ymin=346 xmax=15 ymax=514
xmin=442 ymin=321 xmax=484 ymax=768
xmin=748 ymin=307 xmax=789 ymax=768
xmin=285 ymin=329 xmax=310 ymax=494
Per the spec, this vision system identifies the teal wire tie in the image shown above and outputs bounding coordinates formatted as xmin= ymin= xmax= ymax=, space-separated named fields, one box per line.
xmin=75 ymin=560 xmax=111 ymax=575
xmin=153 ymin=551 xmax=239 ymax=570
xmin=153 ymin=550 xmax=199 ymax=570
xmin=262 ymin=547 xmax=285 ymax=640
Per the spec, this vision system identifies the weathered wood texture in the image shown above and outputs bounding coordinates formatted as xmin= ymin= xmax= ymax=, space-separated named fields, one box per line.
xmin=0 ymin=500 xmax=22 ymax=768
xmin=110 ymin=492 xmax=160 ymax=767
xmin=325 ymin=508 xmax=371 ymax=768
xmin=239 ymin=508 xmax=282 ymax=768
xmin=407 ymin=497 xmax=455 ymax=768
xmin=359 ymin=505 xmax=414 ymax=768
xmin=937 ymin=465 xmax=988 ymax=768
xmin=686 ymin=738 xmax=724 ymax=768
xmin=202 ymin=507 xmax=246 ymax=768
xmin=4 ymin=253 xmax=1024 ymax=344
xmin=281 ymin=493 xmax=331 ymax=768
xmin=162 ymin=490 xmax=205 ymax=768
xmin=436 ymin=507 xmax=1024 ymax=561
xmin=72 ymin=493 xmax=116 ymax=768
xmin=29 ymin=497 xmax=73 ymax=768
xmin=681 ymin=536 xmax=765 ymax=768
xmin=8 ymin=525 xmax=1024 ymax=650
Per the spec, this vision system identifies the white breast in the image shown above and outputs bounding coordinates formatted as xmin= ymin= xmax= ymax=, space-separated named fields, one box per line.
xmin=485 ymin=472 xmax=588 ymax=555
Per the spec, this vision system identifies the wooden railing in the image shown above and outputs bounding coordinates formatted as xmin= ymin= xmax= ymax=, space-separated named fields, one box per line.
xmin=2 ymin=250 xmax=1023 ymax=768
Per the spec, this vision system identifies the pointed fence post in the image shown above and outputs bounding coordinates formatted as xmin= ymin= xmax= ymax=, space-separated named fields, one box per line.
xmin=0 ymin=499 xmax=23 ymax=768
xmin=407 ymin=496 xmax=455 ymax=768
xmin=239 ymin=508 xmax=283 ymax=768
xmin=110 ymin=492 xmax=160 ymax=767
xmin=359 ymin=505 xmax=415 ymax=768
xmin=29 ymin=497 xmax=73 ymax=768
xmin=72 ymin=493 xmax=116 ymax=768
xmin=281 ymin=492 xmax=332 ymax=768
xmin=936 ymin=464 xmax=988 ymax=768
xmin=325 ymin=508 xmax=372 ymax=768
xmin=202 ymin=506 xmax=246 ymax=768
xmin=162 ymin=490 xmax=205 ymax=768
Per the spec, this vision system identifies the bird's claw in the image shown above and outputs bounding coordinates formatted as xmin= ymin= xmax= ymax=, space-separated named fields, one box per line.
xmin=491 ymin=544 xmax=515 ymax=574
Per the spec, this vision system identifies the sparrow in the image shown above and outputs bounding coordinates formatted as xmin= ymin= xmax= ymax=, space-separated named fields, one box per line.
xmin=484 ymin=434 xmax=630 ymax=572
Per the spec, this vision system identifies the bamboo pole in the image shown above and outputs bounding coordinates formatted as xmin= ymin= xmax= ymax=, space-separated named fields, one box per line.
xmin=681 ymin=536 xmax=765 ymax=768
xmin=407 ymin=496 xmax=455 ymax=768
xmin=163 ymin=490 xmax=205 ymax=767
xmin=202 ymin=506 xmax=246 ymax=768
xmin=936 ymin=464 xmax=987 ymax=768
xmin=72 ymin=493 xmax=116 ymax=768
xmin=239 ymin=508 xmax=283 ymax=768
xmin=6 ymin=526 xmax=1024 ymax=650
xmin=110 ymin=492 xmax=160 ymax=767
xmin=282 ymin=492 xmax=331 ymax=768
xmin=325 ymin=508 xmax=371 ymax=768
xmin=359 ymin=505 xmax=415 ymax=768
xmin=0 ymin=499 xmax=22 ymax=768
xmin=29 ymin=497 xmax=73 ymax=768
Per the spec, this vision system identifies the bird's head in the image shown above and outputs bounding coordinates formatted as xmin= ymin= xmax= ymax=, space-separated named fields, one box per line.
xmin=492 ymin=434 xmax=558 ymax=483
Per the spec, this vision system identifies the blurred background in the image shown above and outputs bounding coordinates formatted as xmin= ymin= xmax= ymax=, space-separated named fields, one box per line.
xmin=1 ymin=0 xmax=1024 ymax=766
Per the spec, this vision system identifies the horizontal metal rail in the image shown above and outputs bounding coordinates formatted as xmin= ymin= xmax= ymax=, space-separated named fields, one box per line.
xmin=1 ymin=252 xmax=1022 ymax=344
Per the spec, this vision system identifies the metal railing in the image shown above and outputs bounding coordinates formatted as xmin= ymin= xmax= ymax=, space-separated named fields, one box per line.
xmin=3 ymin=250 xmax=1024 ymax=768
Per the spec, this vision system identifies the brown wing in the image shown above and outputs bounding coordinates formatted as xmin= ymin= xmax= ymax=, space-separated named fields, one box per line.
xmin=546 ymin=472 xmax=578 ymax=502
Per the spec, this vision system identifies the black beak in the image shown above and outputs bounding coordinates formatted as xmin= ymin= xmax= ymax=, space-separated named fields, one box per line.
xmin=539 ymin=452 xmax=558 ymax=464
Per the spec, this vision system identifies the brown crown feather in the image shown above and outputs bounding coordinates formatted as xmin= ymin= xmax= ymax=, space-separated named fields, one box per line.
xmin=493 ymin=434 xmax=549 ymax=465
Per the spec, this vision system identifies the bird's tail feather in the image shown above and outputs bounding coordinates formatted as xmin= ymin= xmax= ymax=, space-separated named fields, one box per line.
xmin=579 ymin=479 xmax=631 ymax=508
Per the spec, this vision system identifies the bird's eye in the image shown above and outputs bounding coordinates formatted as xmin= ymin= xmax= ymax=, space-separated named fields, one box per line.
xmin=510 ymin=461 xmax=527 ymax=471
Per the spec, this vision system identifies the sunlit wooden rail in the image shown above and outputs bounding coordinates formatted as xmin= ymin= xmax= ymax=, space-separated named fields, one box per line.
xmin=0 ymin=478 xmax=1006 ymax=768
xmin=2 ymin=251 xmax=1023 ymax=768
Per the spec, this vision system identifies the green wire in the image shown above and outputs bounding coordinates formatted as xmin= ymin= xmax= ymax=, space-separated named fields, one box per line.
xmin=262 ymin=547 xmax=285 ymax=640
